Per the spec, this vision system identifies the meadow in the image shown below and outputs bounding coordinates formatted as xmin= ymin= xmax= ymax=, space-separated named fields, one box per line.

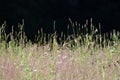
xmin=0 ymin=19 xmax=120 ymax=80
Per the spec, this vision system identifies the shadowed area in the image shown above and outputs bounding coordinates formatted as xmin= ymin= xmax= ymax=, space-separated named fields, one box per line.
xmin=0 ymin=0 xmax=120 ymax=41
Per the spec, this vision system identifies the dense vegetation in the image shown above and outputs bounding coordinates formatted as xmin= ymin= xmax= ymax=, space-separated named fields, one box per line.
xmin=0 ymin=20 xmax=120 ymax=80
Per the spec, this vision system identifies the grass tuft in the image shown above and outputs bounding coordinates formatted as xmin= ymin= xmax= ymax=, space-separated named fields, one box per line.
xmin=0 ymin=19 xmax=120 ymax=80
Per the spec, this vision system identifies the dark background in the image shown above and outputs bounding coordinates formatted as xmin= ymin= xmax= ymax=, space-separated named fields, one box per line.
xmin=0 ymin=0 xmax=120 ymax=40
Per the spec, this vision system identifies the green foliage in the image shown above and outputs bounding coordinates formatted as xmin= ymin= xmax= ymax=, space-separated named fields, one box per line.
xmin=0 ymin=19 xmax=120 ymax=80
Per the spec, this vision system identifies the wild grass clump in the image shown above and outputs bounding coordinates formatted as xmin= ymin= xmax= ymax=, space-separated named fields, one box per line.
xmin=0 ymin=18 xmax=120 ymax=80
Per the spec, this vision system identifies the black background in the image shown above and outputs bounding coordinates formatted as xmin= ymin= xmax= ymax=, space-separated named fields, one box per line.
xmin=0 ymin=0 xmax=120 ymax=40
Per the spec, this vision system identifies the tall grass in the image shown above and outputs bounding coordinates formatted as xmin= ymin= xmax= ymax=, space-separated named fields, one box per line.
xmin=0 ymin=19 xmax=120 ymax=80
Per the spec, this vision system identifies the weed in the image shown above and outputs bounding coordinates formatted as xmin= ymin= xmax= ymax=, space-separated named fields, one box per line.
xmin=0 ymin=19 xmax=120 ymax=80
